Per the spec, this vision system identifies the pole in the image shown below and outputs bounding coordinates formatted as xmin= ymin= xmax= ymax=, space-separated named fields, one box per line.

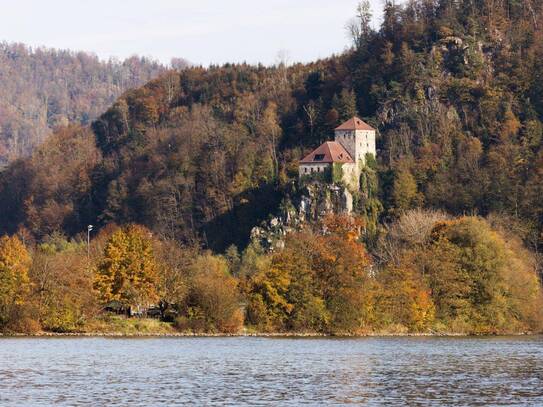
xmin=87 ymin=225 xmax=93 ymax=260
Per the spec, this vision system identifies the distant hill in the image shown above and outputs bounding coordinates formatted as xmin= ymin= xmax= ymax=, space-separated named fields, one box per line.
xmin=0 ymin=42 xmax=181 ymax=165
xmin=0 ymin=0 xmax=542 ymax=257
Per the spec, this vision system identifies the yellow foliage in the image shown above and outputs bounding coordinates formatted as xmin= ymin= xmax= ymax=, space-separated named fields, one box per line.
xmin=94 ymin=225 xmax=159 ymax=311
xmin=247 ymin=214 xmax=373 ymax=334
xmin=0 ymin=235 xmax=32 ymax=327
xmin=375 ymin=261 xmax=435 ymax=331
xmin=424 ymin=216 xmax=543 ymax=333
xmin=184 ymin=253 xmax=243 ymax=333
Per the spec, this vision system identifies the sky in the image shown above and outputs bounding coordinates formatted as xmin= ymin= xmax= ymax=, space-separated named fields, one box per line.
xmin=0 ymin=0 xmax=384 ymax=66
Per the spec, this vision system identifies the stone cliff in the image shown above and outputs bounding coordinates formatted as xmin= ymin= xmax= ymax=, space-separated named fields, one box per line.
xmin=250 ymin=183 xmax=354 ymax=250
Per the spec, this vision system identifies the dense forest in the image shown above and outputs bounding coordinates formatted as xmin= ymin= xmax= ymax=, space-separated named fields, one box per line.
xmin=1 ymin=0 xmax=543 ymax=334
xmin=0 ymin=43 xmax=174 ymax=165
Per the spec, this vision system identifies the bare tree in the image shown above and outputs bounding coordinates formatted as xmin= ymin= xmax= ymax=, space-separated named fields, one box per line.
xmin=346 ymin=1 xmax=373 ymax=49
xmin=303 ymin=102 xmax=319 ymax=143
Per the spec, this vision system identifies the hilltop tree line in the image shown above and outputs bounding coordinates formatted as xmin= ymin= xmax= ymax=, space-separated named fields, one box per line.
xmin=0 ymin=0 xmax=543 ymax=333
xmin=0 ymin=42 xmax=172 ymax=165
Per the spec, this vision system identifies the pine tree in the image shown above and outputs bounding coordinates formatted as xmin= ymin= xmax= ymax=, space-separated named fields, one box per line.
xmin=332 ymin=89 xmax=358 ymax=122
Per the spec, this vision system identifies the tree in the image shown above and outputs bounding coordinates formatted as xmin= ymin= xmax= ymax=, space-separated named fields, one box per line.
xmin=375 ymin=261 xmax=435 ymax=331
xmin=346 ymin=0 xmax=373 ymax=49
xmin=247 ymin=215 xmax=373 ymax=334
xmin=154 ymin=239 xmax=196 ymax=316
xmin=94 ymin=225 xmax=159 ymax=314
xmin=0 ymin=235 xmax=31 ymax=328
xmin=422 ymin=217 xmax=543 ymax=333
xmin=259 ymin=102 xmax=282 ymax=180
xmin=186 ymin=254 xmax=243 ymax=333
xmin=392 ymin=163 xmax=421 ymax=213
xmin=332 ymin=89 xmax=358 ymax=122
xmin=30 ymin=235 xmax=97 ymax=332
xmin=303 ymin=101 xmax=319 ymax=143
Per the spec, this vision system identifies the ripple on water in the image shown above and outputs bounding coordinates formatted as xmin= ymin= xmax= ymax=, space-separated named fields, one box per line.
xmin=0 ymin=336 xmax=542 ymax=406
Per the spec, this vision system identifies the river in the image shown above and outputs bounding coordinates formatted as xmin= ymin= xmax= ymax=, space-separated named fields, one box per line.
xmin=0 ymin=336 xmax=542 ymax=405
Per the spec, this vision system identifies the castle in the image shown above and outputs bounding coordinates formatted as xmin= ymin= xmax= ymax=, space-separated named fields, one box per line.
xmin=299 ymin=117 xmax=376 ymax=190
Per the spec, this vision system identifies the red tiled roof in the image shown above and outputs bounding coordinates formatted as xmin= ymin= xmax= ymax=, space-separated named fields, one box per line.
xmin=335 ymin=116 xmax=375 ymax=131
xmin=300 ymin=141 xmax=354 ymax=164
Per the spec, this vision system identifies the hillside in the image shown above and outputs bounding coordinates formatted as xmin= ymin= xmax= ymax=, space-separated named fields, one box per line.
xmin=1 ymin=0 xmax=543 ymax=336
xmin=0 ymin=42 xmax=173 ymax=165
xmin=1 ymin=0 xmax=542 ymax=255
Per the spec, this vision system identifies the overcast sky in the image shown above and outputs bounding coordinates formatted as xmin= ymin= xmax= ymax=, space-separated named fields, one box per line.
xmin=0 ymin=0 xmax=384 ymax=66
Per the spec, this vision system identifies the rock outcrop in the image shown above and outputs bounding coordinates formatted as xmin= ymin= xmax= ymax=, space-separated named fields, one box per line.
xmin=250 ymin=183 xmax=354 ymax=250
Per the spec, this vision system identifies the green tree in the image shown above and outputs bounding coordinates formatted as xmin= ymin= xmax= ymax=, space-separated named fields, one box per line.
xmin=392 ymin=163 xmax=420 ymax=213
xmin=332 ymin=89 xmax=358 ymax=122
xmin=423 ymin=217 xmax=543 ymax=333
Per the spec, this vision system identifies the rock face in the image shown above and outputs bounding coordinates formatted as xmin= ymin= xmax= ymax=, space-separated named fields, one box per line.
xmin=250 ymin=183 xmax=354 ymax=250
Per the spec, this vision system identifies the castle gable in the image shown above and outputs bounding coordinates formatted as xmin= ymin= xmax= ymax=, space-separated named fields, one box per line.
xmin=334 ymin=116 xmax=375 ymax=131
xmin=299 ymin=141 xmax=354 ymax=164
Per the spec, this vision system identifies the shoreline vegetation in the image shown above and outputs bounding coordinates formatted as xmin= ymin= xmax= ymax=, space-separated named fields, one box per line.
xmin=1 ymin=324 xmax=538 ymax=338
xmin=1 ymin=333 xmax=535 ymax=338
xmin=1 ymin=212 xmax=543 ymax=337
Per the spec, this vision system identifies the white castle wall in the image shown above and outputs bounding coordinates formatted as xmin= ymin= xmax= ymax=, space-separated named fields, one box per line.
xmin=299 ymin=163 xmax=331 ymax=177
xmin=334 ymin=129 xmax=376 ymax=164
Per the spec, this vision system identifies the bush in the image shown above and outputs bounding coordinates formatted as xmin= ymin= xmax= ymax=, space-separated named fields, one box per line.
xmin=187 ymin=254 xmax=243 ymax=333
xmin=7 ymin=317 xmax=41 ymax=335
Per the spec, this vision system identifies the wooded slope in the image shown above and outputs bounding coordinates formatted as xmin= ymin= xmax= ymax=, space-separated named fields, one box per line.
xmin=1 ymin=0 xmax=543 ymax=255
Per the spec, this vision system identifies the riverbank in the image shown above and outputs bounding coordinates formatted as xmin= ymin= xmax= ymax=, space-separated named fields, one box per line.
xmin=0 ymin=330 xmax=535 ymax=338
xmin=1 ymin=316 xmax=537 ymax=338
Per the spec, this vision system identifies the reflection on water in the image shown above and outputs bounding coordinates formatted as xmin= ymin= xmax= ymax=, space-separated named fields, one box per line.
xmin=0 ymin=336 xmax=542 ymax=405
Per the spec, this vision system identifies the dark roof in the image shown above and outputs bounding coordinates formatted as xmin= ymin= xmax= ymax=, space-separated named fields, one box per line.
xmin=335 ymin=116 xmax=375 ymax=131
xmin=300 ymin=141 xmax=354 ymax=164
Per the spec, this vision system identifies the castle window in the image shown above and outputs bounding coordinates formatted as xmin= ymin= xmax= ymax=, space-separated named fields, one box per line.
xmin=304 ymin=168 xmax=308 ymax=174
xmin=313 ymin=154 xmax=325 ymax=161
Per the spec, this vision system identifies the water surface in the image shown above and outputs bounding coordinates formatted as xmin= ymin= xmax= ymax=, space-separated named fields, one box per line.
xmin=0 ymin=336 xmax=542 ymax=405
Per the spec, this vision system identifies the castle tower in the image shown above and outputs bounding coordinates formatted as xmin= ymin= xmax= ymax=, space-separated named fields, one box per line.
xmin=334 ymin=117 xmax=376 ymax=166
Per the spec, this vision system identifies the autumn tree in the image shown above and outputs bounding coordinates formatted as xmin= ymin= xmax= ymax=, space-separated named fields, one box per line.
xmin=30 ymin=234 xmax=97 ymax=332
xmin=247 ymin=215 xmax=373 ymax=334
xmin=184 ymin=254 xmax=243 ymax=333
xmin=94 ymin=225 xmax=159 ymax=314
xmin=0 ymin=235 xmax=32 ymax=329
xmin=374 ymin=261 xmax=435 ymax=332
xmin=154 ymin=238 xmax=196 ymax=317
xmin=422 ymin=217 xmax=543 ymax=333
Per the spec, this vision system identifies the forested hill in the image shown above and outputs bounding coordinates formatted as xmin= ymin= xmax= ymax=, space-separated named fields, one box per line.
xmin=0 ymin=43 xmax=174 ymax=164
xmin=1 ymin=0 xmax=543 ymax=254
